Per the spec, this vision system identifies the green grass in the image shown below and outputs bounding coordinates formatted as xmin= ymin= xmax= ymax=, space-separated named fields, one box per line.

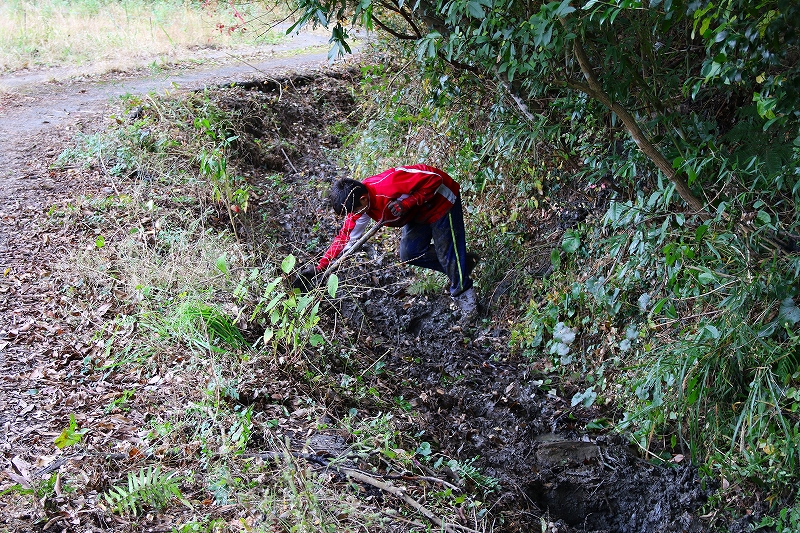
xmin=0 ymin=0 xmax=286 ymax=74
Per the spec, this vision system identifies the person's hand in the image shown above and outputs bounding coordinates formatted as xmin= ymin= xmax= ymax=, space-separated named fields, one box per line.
xmin=387 ymin=200 xmax=406 ymax=218
xmin=293 ymin=265 xmax=320 ymax=292
xmin=299 ymin=265 xmax=317 ymax=279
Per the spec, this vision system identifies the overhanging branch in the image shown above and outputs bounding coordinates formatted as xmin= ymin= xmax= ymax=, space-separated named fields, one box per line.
xmin=372 ymin=16 xmax=417 ymax=40
xmin=565 ymin=22 xmax=706 ymax=213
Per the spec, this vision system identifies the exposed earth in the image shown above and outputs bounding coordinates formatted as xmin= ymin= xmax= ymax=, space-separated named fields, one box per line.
xmin=0 ymin=31 xmax=734 ymax=533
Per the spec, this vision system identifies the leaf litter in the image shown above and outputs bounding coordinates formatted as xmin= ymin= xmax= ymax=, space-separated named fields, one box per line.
xmin=0 ymin=60 xmax=716 ymax=533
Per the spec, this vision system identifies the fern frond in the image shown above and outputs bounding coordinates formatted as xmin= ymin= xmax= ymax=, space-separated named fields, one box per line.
xmin=104 ymin=466 xmax=187 ymax=516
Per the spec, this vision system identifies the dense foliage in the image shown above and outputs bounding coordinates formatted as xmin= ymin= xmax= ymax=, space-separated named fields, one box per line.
xmin=271 ymin=0 xmax=800 ymax=525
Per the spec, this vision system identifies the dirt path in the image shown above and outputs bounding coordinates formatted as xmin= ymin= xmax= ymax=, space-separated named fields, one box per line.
xmin=0 ymin=29 xmax=331 ymax=207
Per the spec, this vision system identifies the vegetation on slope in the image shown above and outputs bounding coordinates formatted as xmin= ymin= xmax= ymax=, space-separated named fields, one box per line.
xmin=269 ymin=0 xmax=800 ymax=527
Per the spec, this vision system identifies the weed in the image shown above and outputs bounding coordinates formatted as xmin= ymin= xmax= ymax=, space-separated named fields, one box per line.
xmin=165 ymin=301 xmax=246 ymax=353
xmin=758 ymin=496 xmax=800 ymax=532
xmin=448 ymin=457 xmax=501 ymax=493
xmin=104 ymin=389 xmax=135 ymax=413
xmin=54 ymin=414 xmax=87 ymax=449
xmin=171 ymin=518 xmax=226 ymax=533
xmin=407 ymin=268 xmax=448 ymax=296
xmin=104 ymin=466 xmax=189 ymax=516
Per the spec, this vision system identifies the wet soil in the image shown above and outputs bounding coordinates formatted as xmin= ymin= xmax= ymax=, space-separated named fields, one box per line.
xmin=231 ymin=74 xmax=714 ymax=531
xmin=330 ymin=290 xmax=709 ymax=532
xmin=0 ymin=38 xmax=719 ymax=532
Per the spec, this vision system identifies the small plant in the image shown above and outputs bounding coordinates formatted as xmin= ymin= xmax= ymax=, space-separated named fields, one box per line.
xmin=54 ymin=414 xmax=88 ymax=449
xmin=249 ymin=256 xmax=325 ymax=359
xmin=104 ymin=466 xmax=189 ymax=516
xmin=104 ymin=389 xmax=135 ymax=413
xmin=757 ymin=497 xmax=800 ymax=533
xmin=407 ymin=269 xmax=448 ymax=296
xmin=444 ymin=456 xmax=501 ymax=493
xmin=166 ymin=301 xmax=246 ymax=353
xmin=171 ymin=518 xmax=226 ymax=533
xmin=229 ymin=405 xmax=253 ymax=454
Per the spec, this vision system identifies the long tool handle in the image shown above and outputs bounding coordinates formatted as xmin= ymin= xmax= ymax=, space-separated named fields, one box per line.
xmin=322 ymin=220 xmax=386 ymax=277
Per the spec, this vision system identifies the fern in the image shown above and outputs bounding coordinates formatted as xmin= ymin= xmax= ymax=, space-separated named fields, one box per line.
xmin=104 ymin=466 xmax=188 ymax=516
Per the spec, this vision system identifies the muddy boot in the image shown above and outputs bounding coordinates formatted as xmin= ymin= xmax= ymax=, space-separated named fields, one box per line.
xmin=452 ymin=287 xmax=479 ymax=324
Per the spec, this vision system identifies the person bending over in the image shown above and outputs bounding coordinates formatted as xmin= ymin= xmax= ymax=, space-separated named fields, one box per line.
xmin=312 ymin=164 xmax=479 ymax=321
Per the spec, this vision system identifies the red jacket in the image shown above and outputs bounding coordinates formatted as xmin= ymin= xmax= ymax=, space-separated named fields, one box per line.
xmin=317 ymin=165 xmax=460 ymax=270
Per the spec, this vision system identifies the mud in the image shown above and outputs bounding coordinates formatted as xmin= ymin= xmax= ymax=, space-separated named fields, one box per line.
xmin=324 ymin=288 xmax=707 ymax=532
xmin=227 ymin=70 xmax=714 ymax=531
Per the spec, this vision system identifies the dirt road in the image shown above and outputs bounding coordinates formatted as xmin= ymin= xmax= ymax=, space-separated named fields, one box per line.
xmin=0 ymin=29 xmax=332 ymax=207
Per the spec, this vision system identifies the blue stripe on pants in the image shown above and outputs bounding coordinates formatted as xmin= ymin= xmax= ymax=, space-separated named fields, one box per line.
xmin=399 ymin=197 xmax=472 ymax=296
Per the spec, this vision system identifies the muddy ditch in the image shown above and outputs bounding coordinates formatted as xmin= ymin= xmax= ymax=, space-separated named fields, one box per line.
xmin=226 ymin=69 xmax=714 ymax=532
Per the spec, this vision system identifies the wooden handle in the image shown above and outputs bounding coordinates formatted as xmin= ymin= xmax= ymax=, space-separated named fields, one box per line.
xmin=322 ymin=221 xmax=386 ymax=277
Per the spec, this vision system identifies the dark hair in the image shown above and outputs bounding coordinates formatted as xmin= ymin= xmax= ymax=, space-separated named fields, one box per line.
xmin=329 ymin=178 xmax=367 ymax=216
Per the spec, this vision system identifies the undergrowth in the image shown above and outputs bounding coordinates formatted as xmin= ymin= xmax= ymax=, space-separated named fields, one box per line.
xmin=340 ymin=43 xmax=800 ymax=528
xmin=43 ymin=78 xmax=498 ymax=532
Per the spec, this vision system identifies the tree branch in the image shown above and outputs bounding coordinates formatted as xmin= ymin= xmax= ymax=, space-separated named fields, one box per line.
xmin=372 ymin=16 xmax=418 ymax=40
xmin=565 ymin=24 xmax=706 ymax=213
xmin=378 ymin=1 xmax=423 ymax=38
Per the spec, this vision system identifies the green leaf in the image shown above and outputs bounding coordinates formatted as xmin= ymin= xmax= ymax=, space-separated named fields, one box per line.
xmin=416 ymin=441 xmax=432 ymax=457
xmin=216 ymin=255 xmax=229 ymax=274
xmin=685 ymin=375 xmax=700 ymax=405
xmin=652 ymin=297 xmax=668 ymax=314
xmin=555 ymin=0 xmax=575 ymax=16
xmin=281 ymin=254 xmax=296 ymax=274
xmin=327 ymin=273 xmax=339 ymax=298
xmin=54 ymin=414 xmax=85 ymax=449
xmin=309 ymin=334 xmax=325 ymax=346
xmin=551 ymin=248 xmax=561 ymax=269
xmin=702 ymin=324 xmax=720 ymax=339
xmin=695 ymin=224 xmax=708 ymax=242
xmin=586 ymin=418 xmax=610 ymax=431
xmin=95 ymin=235 xmax=105 ymax=248
xmin=467 ymin=0 xmax=485 ymax=18
xmin=571 ymin=386 xmax=597 ymax=407
xmin=698 ymin=271 xmax=716 ymax=285
xmin=561 ymin=230 xmax=581 ymax=253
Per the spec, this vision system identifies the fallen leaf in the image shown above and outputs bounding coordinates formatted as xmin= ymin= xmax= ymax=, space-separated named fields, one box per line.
xmin=94 ymin=303 xmax=112 ymax=318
